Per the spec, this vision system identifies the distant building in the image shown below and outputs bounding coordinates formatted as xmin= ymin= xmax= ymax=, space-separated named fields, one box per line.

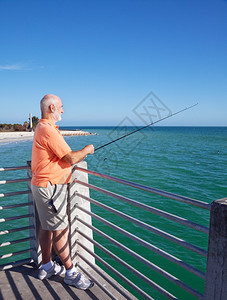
xmin=29 ymin=113 xmax=33 ymax=131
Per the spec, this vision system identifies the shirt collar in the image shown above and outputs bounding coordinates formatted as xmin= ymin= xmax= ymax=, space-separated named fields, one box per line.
xmin=39 ymin=119 xmax=59 ymax=129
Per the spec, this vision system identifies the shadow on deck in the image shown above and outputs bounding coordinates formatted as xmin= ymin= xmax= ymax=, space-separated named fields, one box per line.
xmin=0 ymin=264 xmax=137 ymax=300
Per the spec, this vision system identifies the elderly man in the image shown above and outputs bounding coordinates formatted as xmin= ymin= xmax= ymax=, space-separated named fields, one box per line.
xmin=31 ymin=94 xmax=94 ymax=290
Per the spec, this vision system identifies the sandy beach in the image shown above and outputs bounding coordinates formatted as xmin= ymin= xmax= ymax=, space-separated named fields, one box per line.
xmin=0 ymin=130 xmax=95 ymax=143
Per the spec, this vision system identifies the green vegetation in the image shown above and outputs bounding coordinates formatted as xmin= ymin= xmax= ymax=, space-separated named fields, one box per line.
xmin=0 ymin=116 xmax=39 ymax=132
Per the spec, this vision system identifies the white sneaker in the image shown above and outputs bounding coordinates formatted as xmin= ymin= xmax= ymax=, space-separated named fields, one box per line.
xmin=64 ymin=272 xmax=94 ymax=290
xmin=38 ymin=262 xmax=65 ymax=280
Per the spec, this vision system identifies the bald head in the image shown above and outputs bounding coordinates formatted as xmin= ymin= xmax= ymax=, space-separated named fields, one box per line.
xmin=40 ymin=94 xmax=63 ymax=122
xmin=40 ymin=94 xmax=60 ymax=114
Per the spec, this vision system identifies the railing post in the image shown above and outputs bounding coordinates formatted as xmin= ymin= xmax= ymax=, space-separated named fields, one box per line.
xmin=27 ymin=161 xmax=42 ymax=267
xmin=68 ymin=161 xmax=95 ymax=270
xmin=205 ymin=198 xmax=227 ymax=299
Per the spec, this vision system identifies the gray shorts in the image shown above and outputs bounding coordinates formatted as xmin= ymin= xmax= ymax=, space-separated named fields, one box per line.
xmin=31 ymin=182 xmax=69 ymax=231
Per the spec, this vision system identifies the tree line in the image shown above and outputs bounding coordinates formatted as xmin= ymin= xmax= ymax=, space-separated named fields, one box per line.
xmin=0 ymin=116 xmax=39 ymax=132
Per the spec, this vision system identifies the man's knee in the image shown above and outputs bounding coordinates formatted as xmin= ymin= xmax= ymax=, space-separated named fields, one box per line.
xmin=53 ymin=226 xmax=69 ymax=243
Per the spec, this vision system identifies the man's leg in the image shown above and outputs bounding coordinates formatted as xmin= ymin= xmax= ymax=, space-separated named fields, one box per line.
xmin=39 ymin=227 xmax=53 ymax=264
xmin=38 ymin=223 xmax=93 ymax=289
xmin=38 ymin=226 xmax=65 ymax=280
xmin=53 ymin=227 xmax=73 ymax=270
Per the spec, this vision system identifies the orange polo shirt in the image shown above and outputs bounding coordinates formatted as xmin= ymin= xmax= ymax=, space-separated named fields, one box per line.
xmin=31 ymin=119 xmax=72 ymax=187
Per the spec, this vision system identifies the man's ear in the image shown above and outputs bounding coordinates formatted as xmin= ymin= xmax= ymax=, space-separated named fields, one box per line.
xmin=49 ymin=104 xmax=55 ymax=113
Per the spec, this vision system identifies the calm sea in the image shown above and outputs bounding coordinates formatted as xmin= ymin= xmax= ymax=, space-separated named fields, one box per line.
xmin=0 ymin=126 xmax=226 ymax=299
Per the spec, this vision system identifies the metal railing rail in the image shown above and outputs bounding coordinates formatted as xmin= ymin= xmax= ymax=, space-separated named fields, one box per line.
xmin=0 ymin=258 xmax=34 ymax=271
xmin=0 ymin=213 xmax=34 ymax=223
xmin=0 ymin=178 xmax=30 ymax=185
xmin=0 ymin=248 xmax=34 ymax=260
xmin=74 ymin=166 xmax=207 ymax=299
xmin=0 ymin=225 xmax=35 ymax=236
xmin=0 ymin=166 xmax=30 ymax=172
xmin=0 ymin=201 xmax=33 ymax=210
xmin=0 ymin=190 xmax=31 ymax=198
xmin=74 ymin=166 xmax=210 ymax=210
xmin=0 ymin=165 xmax=35 ymax=271
xmin=0 ymin=236 xmax=35 ymax=247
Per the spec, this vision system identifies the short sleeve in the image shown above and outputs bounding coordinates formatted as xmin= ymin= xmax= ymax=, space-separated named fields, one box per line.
xmin=46 ymin=128 xmax=72 ymax=159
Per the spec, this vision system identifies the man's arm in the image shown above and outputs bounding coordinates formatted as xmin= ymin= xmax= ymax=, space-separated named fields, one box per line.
xmin=62 ymin=144 xmax=94 ymax=165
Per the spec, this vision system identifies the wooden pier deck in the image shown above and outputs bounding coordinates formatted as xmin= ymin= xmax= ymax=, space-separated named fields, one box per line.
xmin=0 ymin=264 xmax=137 ymax=300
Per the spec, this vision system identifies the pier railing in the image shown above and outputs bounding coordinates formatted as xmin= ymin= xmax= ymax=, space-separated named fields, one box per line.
xmin=0 ymin=161 xmax=222 ymax=299
xmin=0 ymin=165 xmax=36 ymax=269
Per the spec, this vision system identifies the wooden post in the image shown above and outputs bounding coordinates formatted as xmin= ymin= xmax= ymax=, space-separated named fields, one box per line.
xmin=68 ymin=161 xmax=95 ymax=270
xmin=205 ymin=198 xmax=227 ymax=299
xmin=29 ymin=113 xmax=33 ymax=131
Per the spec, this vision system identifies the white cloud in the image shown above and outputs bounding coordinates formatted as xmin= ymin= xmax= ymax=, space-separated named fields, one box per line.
xmin=0 ymin=63 xmax=28 ymax=71
xmin=0 ymin=62 xmax=42 ymax=71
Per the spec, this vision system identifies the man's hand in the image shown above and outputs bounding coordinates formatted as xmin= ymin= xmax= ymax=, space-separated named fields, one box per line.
xmin=84 ymin=144 xmax=95 ymax=155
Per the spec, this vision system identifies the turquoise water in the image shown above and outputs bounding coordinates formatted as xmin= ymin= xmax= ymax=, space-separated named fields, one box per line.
xmin=0 ymin=126 xmax=226 ymax=299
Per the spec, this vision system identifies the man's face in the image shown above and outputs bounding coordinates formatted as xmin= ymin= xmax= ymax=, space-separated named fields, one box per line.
xmin=53 ymin=98 xmax=64 ymax=122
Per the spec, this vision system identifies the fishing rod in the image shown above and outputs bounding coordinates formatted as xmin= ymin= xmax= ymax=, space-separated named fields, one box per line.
xmin=95 ymin=103 xmax=198 ymax=152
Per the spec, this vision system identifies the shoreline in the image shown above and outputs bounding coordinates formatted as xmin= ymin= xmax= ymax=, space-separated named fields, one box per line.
xmin=0 ymin=130 xmax=96 ymax=144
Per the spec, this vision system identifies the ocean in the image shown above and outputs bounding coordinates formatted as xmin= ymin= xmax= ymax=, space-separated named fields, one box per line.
xmin=0 ymin=126 xmax=226 ymax=299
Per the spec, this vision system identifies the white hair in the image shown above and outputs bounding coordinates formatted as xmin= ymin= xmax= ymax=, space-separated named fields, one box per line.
xmin=40 ymin=94 xmax=59 ymax=115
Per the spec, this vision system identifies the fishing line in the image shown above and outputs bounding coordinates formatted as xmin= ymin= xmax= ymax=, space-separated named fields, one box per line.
xmin=95 ymin=103 xmax=198 ymax=152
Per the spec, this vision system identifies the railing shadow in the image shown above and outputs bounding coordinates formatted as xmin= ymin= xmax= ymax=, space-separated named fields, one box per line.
xmin=1 ymin=264 xmax=99 ymax=300
xmin=5 ymin=270 xmax=23 ymax=300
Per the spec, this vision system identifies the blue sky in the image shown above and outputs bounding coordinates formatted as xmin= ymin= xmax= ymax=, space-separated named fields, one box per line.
xmin=0 ymin=0 xmax=226 ymax=126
